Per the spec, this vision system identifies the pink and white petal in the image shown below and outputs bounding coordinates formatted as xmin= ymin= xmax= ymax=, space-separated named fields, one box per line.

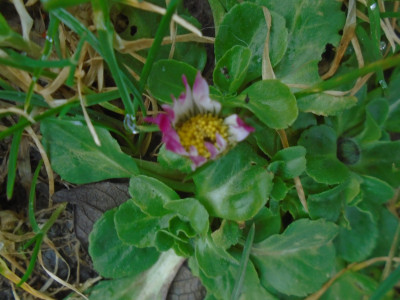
xmin=171 ymin=75 xmax=195 ymax=125
xmin=215 ymin=133 xmax=228 ymax=152
xmin=163 ymin=128 xmax=187 ymax=155
xmin=192 ymin=72 xmax=221 ymax=114
xmin=204 ymin=142 xmax=219 ymax=159
xmin=224 ymin=114 xmax=255 ymax=142
xmin=188 ymin=146 xmax=207 ymax=170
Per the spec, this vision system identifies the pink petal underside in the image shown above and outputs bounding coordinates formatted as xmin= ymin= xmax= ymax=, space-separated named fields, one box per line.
xmin=216 ymin=133 xmax=228 ymax=151
xmin=204 ymin=142 xmax=219 ymax=159
xmin=170 ymin=75 xmax=194 ymax=125
xmin=192 ymin=72 xmax=221 ymax=114
xmin=224 ymin=114 xmax=255 ymax=142
xmin=189 ymin=146 xmax=207 ymax=170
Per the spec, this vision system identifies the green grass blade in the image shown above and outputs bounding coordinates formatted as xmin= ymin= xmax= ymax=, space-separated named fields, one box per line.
xmin=295 ymin=54 xmax=400 ymax=98
xmin=28 ymin=160 xmax=43 ymax=233
xmin=6 ymin=129 xmax=23 ymax=200
xmin=42 ymin=0 xmax=90 ymax=10
xmin=370 ymin=265 xmax=400 ymax=300
xmin=51 ymin=8 xmax=101 ymax=53
xmin=231 ymin=223 xmax=255 ymax=300
xmin=139 ymin=0 xmax=180 ymax=92
xmin=17 ymin=233 xmax=43 ymax=286
xmin=0 ymin=90 xmax=48 ymax=107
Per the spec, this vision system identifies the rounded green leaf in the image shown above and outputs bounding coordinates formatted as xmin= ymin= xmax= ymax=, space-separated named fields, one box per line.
xmin=115 ymin=200 xmax=169 ymax=248
xmin=268 ymin=146 xmax=306 ymax=179
xmin=298 ymin=125 xmax=349 ymax=184
xmin=239 ymin=80 xmax=298 ymax=129
xmin=215 ymin=3 xmax=288 ymax=83
xmin=360 ymin=175 xmax=394 ymax=205
xmin=147 ymin=59 xmax=198 ymax=103
xmin=89 ymin=209 xmax=159 ymax=278
xmin=129 ymin=175 xmax=179 ymax=217
xmin=164 ymin=198 xmax=209 ymax=236
xmin=213 ymin=45 xmax=252 ymax=93
xmin=194 ymin=143 xmax=273 ymax=221
xmin=335 ymin=206 xmax=378 ymax=262
xmin=251 ymin=219 xmax=338 ymax=297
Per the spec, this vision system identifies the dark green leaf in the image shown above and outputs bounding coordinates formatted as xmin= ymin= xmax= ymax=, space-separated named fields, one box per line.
xmin=247 ymin=207 xmax=281 ymax=243
xmin=229 ymin=80 xmax=298 ymax=129
xmin=211 ymin=220 xmax=241 ymax=249
xmin=360 ymin=175 xmax=394 ymax=205
xmin=213 ymin=45 xmax=251 ymax=93
xmin=195 ymin=234 xmax=238 ymax=278
xmin=41 ymin=118 xmax=139 ymax=184
xmin=147 ymin=59 xmax=198 ymax=103
xmin=268 ymin=146 xmax=306 ymax=179
xmin=89 ymin=209 xmax=159 ymax=278
xmin=164 ymin=198 xmax=209 ymax=236
xmin=335 ymin=206 xmax=378 ymax=262
xmin=194 ymin=144 xmax=273 ymax=221
xmin=321 ymin=271 xmax=377 ymax=300
xmin=251 ymin=219 xmax=338 ymax=296
xmin=129 ymin=175 xmax=179 ymax=217
xmin=88 ymin=250 xmax=184 ymax=300
xmin=351 ymin=141 xmax=400 ymax=187
xmin=114 ymin=200 xmax=170 ymax=247
xmin=215 ymin=3 xmax=288 ymax=83
xmin=298 ymin=125 xmax=349 ymax=184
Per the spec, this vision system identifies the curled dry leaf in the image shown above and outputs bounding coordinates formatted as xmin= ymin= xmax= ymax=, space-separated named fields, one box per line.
xmin=52 ymin=181 xmax=129 ymax=249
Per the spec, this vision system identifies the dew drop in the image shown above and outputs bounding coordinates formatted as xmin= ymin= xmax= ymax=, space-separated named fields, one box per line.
xmin=379 ymin=41 xmax=387 ymax=52
xmin=124 ymin=114 xmax=139 ymax=134
xmin=46 ymin=35 xmax=53 ymax=43
xmin=161 ymin=66 xmax=166 ymax=72
xmin=379 ymin=79 xmax=388 ymax=90
xmin=370 ymin=2 xmax=377 ymax=10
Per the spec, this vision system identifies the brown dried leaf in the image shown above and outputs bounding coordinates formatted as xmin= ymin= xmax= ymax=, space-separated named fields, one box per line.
xmin=52 ymin=181 xmax=129 ymax=249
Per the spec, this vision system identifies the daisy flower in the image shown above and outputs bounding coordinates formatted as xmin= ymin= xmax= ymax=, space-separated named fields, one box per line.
xmin=147 ymin=72 xmax=254 ymax=169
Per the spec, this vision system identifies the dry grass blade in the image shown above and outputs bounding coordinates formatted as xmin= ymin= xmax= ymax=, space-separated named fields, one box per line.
xmin=25 ymin=126 xmax=55 ymax=204
xmin=118 ymin=0 xmax=202 ymax=36
xmin=11 ymin=0 xmax=33 ymax=41
xmin=119 ymin=33 xmax=214 ymax=53
xmin=262 ymin=6 xmax=275 ymax=80
xmin=322 ymin=0 xmax=356 ymax=80
xmin=0 ymin=108 xmax=35 ymax=123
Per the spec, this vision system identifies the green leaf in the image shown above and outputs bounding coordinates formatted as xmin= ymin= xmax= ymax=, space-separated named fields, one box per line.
xmin=308 ymin=175 xmax=361 ymax=222
xmin=247 ymin=207 xmax=281 ymax=243
xmin=268 ymin=146 xmax=306 ymax=179
xmin=88 ymin=249 xmax=184 ymax=300
xmin=335 ymin=206 xmax=378 ymax=262
xmin=114 ymin=200 xmax=170 ymax=248
xmin=129 ymin=175 xmax=179 ymax=217
xmin=230 ymin=80 xmax=298 ymax=129
xmin=351 ymin=141 xmax=400 ymax=187
xmin=41 ymin=118 xmax=139 ymax=184
xmin=371 ymin=208 xmax=399 ymax=257
xmin=147 ymin=59 xmax=198 ymax=103
xmin=215 ymin=3 xmax=288 ymax=83
xmin=194 ymin=144 xmax=273 ymax=221
xmin=270 ymin=177 xmax=288 ymax=201
xmin=360 ymin=175 xmax=394 ymax=205
xmin=253 ymin=0 xmax=344 ymax=85
xmin=213 ymin=45 xmax=252 ymax=93
xmin=354 ymin=112 xmax=382 ymax=145
xmin=298 ymin=125 xmax=349 ymax=184
xmin=194 ymin=234 xmax=238 ymax=278
xmin=211 ymin=220 xmax=241 ymax=249
xmin=297 ymin=93 xmax=358 ymax=116
xmin=164 ymin=198 xmax=209 ymax=236
xmin=89 ymin=209 xmax=159 ymax=279
xmin=157 ymin=145 xmax=192 ymax=173
xmin=321 ymin=271 xmax=377 ymax=300
xmin=189 ymin=254 xmax=277 ymax=300
xmin=251 ymin=219 xmax=338 ymax=297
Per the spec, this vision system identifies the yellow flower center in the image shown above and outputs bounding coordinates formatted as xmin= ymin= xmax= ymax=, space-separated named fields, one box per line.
xmin=176 ymin=114 xmax=228 ymax=158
